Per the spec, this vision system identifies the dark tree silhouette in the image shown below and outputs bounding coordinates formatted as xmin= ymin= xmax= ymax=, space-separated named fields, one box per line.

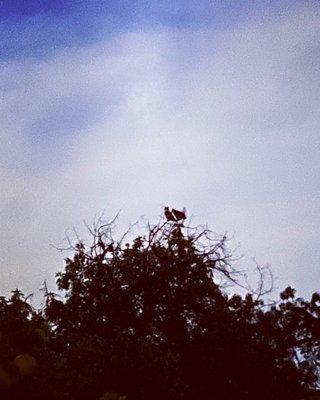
xmin=0 ymin=215 xmax=320 ymax=400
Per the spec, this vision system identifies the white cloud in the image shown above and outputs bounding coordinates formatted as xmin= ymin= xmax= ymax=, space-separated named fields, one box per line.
xmin=1 ymin=4 xmax=320 ymax=301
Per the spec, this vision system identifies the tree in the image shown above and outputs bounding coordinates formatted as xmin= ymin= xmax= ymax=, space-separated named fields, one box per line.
xmin=0 ymin=289 xmax=53 ymax=400
xmin=42 ymin=218 xmax=320 ymax=400
xmin=0 ymin=215 xmax=319 ymax=399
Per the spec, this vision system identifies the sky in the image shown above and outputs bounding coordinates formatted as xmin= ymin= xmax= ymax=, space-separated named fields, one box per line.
xmin=0 ymin=0 xmax=320 ymax=303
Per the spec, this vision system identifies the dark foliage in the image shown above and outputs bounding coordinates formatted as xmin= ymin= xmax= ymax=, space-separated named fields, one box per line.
xmin=1 ymin=219 xmax=320 ymax=399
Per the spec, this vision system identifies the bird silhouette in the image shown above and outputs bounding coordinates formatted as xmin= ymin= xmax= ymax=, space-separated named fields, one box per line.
xmin=164 ymin=206 xmax=176 ymax=221
xmin=171 ymin=208 xmax=187 ymax=221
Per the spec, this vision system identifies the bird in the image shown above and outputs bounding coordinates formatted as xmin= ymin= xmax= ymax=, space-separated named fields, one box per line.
xmin=164 ymin=206 xmax=176 ymax=221
xmin=171 ymin=207 xmax=187 ymax=221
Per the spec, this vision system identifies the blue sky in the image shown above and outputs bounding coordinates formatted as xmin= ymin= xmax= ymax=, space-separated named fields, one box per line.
xmin=1 ymin=1 xmax=320 ymax=303
xmin=0 ymin=0 xmax=304 ymax=60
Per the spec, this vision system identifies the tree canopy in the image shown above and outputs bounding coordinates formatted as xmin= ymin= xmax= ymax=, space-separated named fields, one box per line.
xmin=0 ymin=217 xmax=319 ymax=399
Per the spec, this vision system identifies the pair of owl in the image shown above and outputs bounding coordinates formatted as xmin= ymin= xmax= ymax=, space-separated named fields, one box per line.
xmin=164 ymin=207 xmax=187 ymax=222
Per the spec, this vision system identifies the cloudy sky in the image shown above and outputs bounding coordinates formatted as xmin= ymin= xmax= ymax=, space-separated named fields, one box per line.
xmin=1 ymin=0 xmax=319 ymax=301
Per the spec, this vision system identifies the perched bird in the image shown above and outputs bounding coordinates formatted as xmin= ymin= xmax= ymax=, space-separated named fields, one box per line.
xmin=164 ymin=206 xmax=176 ymax=221
xmin=171 ymin=207 xmax=187 ymax=221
